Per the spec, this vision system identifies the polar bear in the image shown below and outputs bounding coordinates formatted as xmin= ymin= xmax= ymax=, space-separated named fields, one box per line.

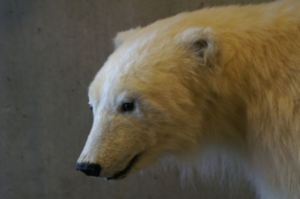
xmin=77 ymin=0 xmax=300 ymax=198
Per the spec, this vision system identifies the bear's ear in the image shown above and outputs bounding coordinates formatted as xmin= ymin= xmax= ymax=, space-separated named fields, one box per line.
xmin=177 ymin=27 xmax=218 ymax=67
xmin=113 ymin=27 xmax=141 ymax=49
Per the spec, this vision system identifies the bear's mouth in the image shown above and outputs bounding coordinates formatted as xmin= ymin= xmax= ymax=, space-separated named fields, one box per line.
xmin=106 ymin=154 xmax=140 ymax=180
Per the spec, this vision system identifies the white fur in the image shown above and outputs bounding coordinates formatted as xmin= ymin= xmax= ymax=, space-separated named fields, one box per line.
xmin=78 ymin=0 xmax=300 ymax=198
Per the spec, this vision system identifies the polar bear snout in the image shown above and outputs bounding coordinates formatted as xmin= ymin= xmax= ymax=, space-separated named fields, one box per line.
xmin=76 ymin=162 xmax=101 ymax=177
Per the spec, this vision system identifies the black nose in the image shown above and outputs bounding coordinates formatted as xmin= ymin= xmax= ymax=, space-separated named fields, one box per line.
xmin=76 ymin=163 xmax=101 ymax=177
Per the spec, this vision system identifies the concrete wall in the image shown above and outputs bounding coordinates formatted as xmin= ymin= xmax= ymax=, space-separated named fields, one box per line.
xmin=1 ymin=0 xmax=270 ymax=198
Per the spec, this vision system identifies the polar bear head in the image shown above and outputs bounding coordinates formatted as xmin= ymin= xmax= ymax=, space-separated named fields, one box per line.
xmin=76 ymin=24 xmax=222 ymax=180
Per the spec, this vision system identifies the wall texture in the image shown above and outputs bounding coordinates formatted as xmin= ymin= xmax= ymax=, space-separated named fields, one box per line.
xmin=1 ymin=0 xmax=271 ymax=198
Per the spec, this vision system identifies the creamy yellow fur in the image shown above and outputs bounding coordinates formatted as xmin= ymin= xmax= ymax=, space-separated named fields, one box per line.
xmin=78 ymin=1 xmax=300 ymax=198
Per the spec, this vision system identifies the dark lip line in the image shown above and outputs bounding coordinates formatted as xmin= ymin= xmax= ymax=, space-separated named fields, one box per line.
xmin=106 ymin=154 xmax=140 ymax=180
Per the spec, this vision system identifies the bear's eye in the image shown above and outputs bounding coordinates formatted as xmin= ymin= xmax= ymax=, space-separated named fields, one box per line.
xmin=89 ymin=105 xmax=93 ymax=111
xmin=121 ymin=102 xmax=134 ymax=112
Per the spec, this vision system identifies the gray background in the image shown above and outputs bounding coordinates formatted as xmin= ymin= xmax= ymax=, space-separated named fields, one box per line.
xmin=1 ymin=0 xmax=271 ymax=198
